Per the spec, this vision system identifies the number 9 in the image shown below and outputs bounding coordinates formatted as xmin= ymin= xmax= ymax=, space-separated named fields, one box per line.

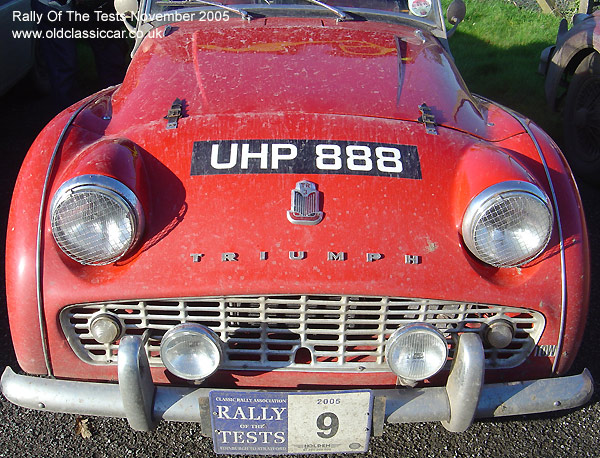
xmin=316 ymin=412 xmax=339 ymax=439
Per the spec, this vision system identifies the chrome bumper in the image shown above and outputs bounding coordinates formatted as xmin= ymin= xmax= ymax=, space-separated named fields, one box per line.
xmin=1 ymin=334 xmax=594 ymax=434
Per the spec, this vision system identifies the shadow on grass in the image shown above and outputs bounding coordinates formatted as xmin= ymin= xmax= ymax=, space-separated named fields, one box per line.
xmin=449 ymin=30 xmax=563 ymax=140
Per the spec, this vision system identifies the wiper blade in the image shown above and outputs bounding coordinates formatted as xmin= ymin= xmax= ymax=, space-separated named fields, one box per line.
xmin=302 ymin=0 xmax=350 ymax=21
xmin=155 ymin=0 xmax=252 ymax=20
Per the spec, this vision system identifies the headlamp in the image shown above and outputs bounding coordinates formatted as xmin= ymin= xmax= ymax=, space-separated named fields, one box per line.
xmin=50 ymin=175 xmax=144 ymax=265
xmin=461 ymin=181 xmax=553 ymax=267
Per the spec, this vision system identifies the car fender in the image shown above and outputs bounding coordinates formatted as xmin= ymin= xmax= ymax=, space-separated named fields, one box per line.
xmin=5 ymin=90 xmax=116 ymax=375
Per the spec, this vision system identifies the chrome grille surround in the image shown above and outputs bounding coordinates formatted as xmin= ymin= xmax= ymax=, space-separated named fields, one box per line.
xmin=60 ymin=295 xmax=545 ymax=371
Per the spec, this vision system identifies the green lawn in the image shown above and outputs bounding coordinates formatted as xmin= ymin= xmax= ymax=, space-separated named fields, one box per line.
xmin=445 ymin=0 xmax=563 ymax=137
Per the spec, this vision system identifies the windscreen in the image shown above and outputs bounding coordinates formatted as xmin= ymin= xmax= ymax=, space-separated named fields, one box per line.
xmin=146 ymin=0 xmax=443 ymax=28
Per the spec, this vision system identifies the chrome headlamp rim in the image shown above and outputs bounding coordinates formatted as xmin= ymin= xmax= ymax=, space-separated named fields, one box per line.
xmin=50 ymin=174 xmax=145 ymax=265
xmin=160 ymin=323 xmax=223 ymax=381
xmin=385 ymin=323 xmax=448 ymax=381
xmin=461 ymin=180 xmax=554 ymax=268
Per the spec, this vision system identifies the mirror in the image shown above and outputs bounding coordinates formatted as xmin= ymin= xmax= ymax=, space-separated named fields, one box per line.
xmin=115 ymin=0 xmax=139 ymax=16
xmin=447 ymin=0 xmax=466 ymax=25
xmin=114 ymin=0 xmax=139 ymax=33
xmin=446 ymin=0 xmax=466 ymax=38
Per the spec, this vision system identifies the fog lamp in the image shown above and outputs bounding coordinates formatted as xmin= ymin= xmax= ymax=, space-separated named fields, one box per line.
xmin=385 ymin=323 xmax=448 ymax=381
xmin=89 ymin=313 xmax=123 ymax=344
xmin=160 ymin=324 xmax=222 ymax=380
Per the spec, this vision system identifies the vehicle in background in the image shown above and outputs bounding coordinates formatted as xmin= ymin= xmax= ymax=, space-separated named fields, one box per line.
xmin=541 ymin=9 xmax=600 ymax=180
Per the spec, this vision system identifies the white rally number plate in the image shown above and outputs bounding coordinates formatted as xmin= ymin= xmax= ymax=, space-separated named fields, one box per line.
xmin=209 ymin=390 xmax=373 ymax=455
xmin=287 ymin=391 xmax=372 ymax=454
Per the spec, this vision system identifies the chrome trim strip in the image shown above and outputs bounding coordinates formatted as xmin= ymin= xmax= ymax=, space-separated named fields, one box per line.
xmin=516 ymin=124 xmax=567 ymax=373
xmin=476 ymin=95 xmax=567 ymax=374
xmin=513 ymin=122 xmax=567 ymax=374
xmin=35 ymin=96 xmax=101 ymax=376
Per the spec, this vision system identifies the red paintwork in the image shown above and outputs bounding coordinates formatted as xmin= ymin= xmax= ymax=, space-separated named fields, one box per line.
xmin=5 ymin=18 xmax=589 ymax=387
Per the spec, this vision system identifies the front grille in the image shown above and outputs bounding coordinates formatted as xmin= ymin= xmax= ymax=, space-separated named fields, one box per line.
xmin=60 ymin=295 xmax=545 ymax=372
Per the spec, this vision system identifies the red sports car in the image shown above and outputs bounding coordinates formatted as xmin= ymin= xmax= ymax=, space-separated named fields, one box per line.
xmin=1 ymin=0 xmax=593 ymax=454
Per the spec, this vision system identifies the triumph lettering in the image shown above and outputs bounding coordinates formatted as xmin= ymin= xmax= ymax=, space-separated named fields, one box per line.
xmin=405 ymin=254 xmax=421 ymax=264
xmin=289 ymin=251 xmax=307 ymax=260
xmin=189 ymin=251 xmax=423 ymax=263
xmin=222 ymin=252 xmax=239 ymax=262
xmin=366 ymin=253 xmax=383 ymax=262
xmin=327 ymin=251 xmax=347 ymax=261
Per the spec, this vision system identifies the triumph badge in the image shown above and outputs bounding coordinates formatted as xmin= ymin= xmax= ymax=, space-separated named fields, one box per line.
xmin=287 ymin=180 xmax=323 ymax=225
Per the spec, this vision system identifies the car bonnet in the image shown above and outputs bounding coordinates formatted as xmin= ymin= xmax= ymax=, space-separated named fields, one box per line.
xmin=110 ymin=18 xmax=523 ymax=141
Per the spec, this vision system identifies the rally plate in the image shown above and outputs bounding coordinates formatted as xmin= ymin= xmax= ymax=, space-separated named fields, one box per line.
xmin=208 ymin=390 xmax=373 ymax=455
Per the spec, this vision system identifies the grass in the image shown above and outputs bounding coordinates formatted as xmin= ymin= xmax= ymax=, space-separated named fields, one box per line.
xmin=444 ymin=0 xmax=564 ymax=137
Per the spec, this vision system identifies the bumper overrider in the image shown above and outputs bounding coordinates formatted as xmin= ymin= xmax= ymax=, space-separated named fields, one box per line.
xmin=0 ymin=333 xmax=594 ymax=438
